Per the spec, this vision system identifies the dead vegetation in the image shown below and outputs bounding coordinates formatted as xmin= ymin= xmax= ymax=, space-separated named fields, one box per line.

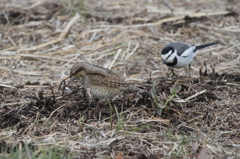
xmin=0 ymin=0 xmax=240 ymax=158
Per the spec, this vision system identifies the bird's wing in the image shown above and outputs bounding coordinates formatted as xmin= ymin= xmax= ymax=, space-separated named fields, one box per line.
xmin=179 ymin=45 xmax=196 ymax=58
xmin=167 ymin=42 xmax=193 ymax=56
xmin=87 ymin=64 xmax=127 ymax=87
xmin=88 ymin=73 xmax=128 ymax=88
xmin=90 ymin=64 xmax=124 ymax=79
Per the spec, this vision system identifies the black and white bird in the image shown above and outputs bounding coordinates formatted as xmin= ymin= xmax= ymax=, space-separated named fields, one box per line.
xmin=161 ymin=42 xmax=219 ymax=76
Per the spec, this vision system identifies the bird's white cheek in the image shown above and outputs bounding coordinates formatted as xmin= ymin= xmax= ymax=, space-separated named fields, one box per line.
xmin=161 ymin=54 xmax=166 ymax=60
xmin=161 ymin=53 xmax=175 ymax=63
xmin=167 ymin=54 xmax=176 ymax=63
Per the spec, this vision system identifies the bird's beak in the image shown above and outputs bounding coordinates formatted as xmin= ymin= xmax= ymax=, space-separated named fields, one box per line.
xmin=161 ymin=60 xmax=166 ymax=65
xmin=68 ymin=76 xmax=77 ymax=85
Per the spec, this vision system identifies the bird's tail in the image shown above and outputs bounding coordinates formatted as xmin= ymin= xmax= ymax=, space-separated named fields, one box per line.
xmin=195 ymin=42 xmax=219 ymax=50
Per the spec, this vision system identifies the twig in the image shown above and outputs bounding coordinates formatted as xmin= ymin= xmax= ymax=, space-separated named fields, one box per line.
xmin=174 ymin=89 xmax=207 ymax=102
xmin=0 ymin=101 xmax=30 ymax=108
xmin=22 ymin=112 xmax=40 ymax=134
xmin=20 ymin=13 xmax=80 ymax=51
xmin=140 ymin=118 xmax=170 ymax=123
xmin=0 ymin=66 xmax=47 ymax=76
xmin=125 ymin=43 xmax=139 ymax=60
xmin=37 ymin=104 xmax=66 ymax=130
xmin=20 ymin=54 xmax=70 ymax=62
xmin=226 ymin=83 xmax=240 ymax=86
xmin=0 ymin=84 xmax=16 ymax=89
xmin=108 ymin=49 xmax=122 ymax=69
xmin=185 ymin=89 xmax=206 ymax=101
xmin=7 ymin=36 xmax=17 ymax=48
xmin=101 ymin=11 xmax=231 ymax=28
xmin=24 ymin=85 xmax=50 ymax=88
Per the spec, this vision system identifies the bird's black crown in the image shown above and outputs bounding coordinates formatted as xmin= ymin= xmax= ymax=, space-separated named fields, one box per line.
xmin=161 ymin=46 xmax=174 ymax=55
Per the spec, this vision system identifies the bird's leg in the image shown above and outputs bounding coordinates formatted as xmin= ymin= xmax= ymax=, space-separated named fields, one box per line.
xmin=98 ymin=97 xmax=107 ymax=103
xmin=167 ymin=68 xmax=178 ymax=78
xmin=167 ymin=68 xmax=174 ymax=77
xmin=188 ymin=64 xmax=191 ymax=77
xmin=98 ymin=94 xmax=114 ymax=103
xmin=171 ymin=68 xmax=174 ymax=76
xmin=86 ymin=87 xmax=93 ymax=103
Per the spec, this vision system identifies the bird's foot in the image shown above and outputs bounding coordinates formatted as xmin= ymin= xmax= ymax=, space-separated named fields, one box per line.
xmin=86 ymin=88 xmax=93 ymax=104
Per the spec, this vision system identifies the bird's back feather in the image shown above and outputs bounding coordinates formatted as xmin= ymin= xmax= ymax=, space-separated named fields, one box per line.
xmin=166 ymin=42 xmax=191 ymax=56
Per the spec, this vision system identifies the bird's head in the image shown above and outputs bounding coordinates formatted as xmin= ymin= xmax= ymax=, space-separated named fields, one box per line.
xmin=68 ymin=63 xmax=87 ymax=84
xmin=161 ymin=46 xmax=177 ymax=65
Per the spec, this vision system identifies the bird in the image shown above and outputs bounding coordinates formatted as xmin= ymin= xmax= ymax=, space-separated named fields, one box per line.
xmin=60 ymin=62 xmax=146 ymax=101
xmin=161 ymin=42 xmax=219 ymax=76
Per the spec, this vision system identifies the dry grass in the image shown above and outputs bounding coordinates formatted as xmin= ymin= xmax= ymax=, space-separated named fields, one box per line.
xmin=0 ymin=0 xmax=240 ymax=158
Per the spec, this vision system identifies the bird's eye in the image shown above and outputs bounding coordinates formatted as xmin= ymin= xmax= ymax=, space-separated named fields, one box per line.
xmin=70 ymin=72 xmax=76 ymax=76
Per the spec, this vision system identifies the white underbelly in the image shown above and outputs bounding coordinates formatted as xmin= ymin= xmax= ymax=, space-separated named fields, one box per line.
xmin=174 ymin=55 xmax=195 ymax=68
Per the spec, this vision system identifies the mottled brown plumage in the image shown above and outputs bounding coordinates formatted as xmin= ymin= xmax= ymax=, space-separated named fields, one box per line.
xmin=67 ymin=62 xmax=144 ymax=99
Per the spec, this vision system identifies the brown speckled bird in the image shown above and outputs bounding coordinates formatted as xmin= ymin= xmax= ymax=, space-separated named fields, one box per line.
xmin=67 ymin=62 xmax=145 ymax=100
